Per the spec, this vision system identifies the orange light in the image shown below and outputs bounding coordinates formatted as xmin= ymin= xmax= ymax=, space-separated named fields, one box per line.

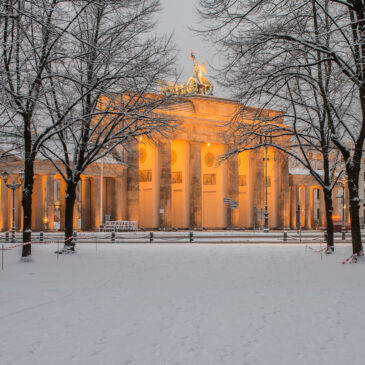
xmin=43 ymin=217 xmax=48 ymax=223
xmin=207 ymin=142 xmax=211 ymax=147
xmin=331 ymin=215 xmax=341 ymax=220
xmin=139 ymin=136 xmax=143 ymax=141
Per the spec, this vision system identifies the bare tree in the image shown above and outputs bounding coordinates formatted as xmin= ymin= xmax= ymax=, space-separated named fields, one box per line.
xmin=0 ymin=0 xmax=94 ymax=258
xmin=198 ymin=0 xmax=365 ymax=256
xmin=38 ymin=0 xmax=177 ymax=252
xmin=224 ymin=66 xmax=350 ymax=251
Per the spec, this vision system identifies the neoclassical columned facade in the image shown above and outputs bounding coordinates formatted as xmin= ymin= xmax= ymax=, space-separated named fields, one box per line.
xmin=0 ymin=95 xmax=357 ymax=232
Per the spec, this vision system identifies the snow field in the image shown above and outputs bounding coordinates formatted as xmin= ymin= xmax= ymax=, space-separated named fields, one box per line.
xmin=1 ymin=243 xmax=364 ymax=365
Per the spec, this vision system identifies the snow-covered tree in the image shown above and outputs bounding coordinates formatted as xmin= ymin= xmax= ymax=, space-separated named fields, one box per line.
xmin=198 ymin=0 xmax=365 ymax=256
xmin=0 ymin=0 xmax=94 ymax=258
xmin=38 ymin=0 xmax=177 ymax=252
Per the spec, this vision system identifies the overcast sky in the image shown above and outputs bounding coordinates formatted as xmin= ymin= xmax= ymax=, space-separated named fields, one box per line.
xmin=157 ymin=0 xmax=227 ymax=97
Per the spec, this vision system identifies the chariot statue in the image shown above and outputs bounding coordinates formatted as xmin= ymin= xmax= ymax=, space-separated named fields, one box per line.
xmin=159 ymin=51 xmax=214 ymax=96
xmin=186 ymin=51 xmax=213 ymax=95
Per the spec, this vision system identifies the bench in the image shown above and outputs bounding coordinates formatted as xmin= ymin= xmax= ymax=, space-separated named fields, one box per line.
xmin=103 ymin=221 xmax=138 ymax=232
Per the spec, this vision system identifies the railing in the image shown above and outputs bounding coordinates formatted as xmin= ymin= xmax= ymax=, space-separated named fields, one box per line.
xmin=0 ymin=230 xmax=357 ymax=245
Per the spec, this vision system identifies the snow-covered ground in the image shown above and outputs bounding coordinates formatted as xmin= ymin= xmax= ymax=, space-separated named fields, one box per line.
xmin=1 ymin=243 xmax=364 ymax=365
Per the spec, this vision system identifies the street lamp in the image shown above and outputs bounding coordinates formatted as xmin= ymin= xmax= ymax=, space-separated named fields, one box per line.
xmin=2 ymin=170 xmax=24 ymax=243
xmin=263 ymin=131 xmax=272 ymax=232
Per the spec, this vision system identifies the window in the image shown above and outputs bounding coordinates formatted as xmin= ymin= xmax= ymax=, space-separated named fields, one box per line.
xmin=308 ymin=152 xmax=313 ymax=160
xmin=239 ymin=175 xmax=247 ymax=186
xmin=203 ymin=173 xmax=216 ymax=185
xmin=317 ymin=153 xmax=321 ymax=161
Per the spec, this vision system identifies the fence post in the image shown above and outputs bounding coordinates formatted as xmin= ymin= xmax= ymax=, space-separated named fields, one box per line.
xmin=40 ymin=231 xmax=43 ymax=242
xmin=5 ymin=232 xmax=9 ymax=243
xmin=283 ymin=231 xmax=287 ymax=243
xmin=189 ymin=231 xmax=194 ymax=243
xmin=73 ymin=231 xmax=77 ymax=244
xmin=111 ymin=231 xmax=115 ymax=243
xmin=150 ymin=232 xmax=154 ymax=243
xmin=342 ymin=229 xmax=346 ymax=241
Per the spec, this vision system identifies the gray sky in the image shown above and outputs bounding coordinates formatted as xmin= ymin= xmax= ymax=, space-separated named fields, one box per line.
xmin=158 ymin=0 xmax=227 ymax=97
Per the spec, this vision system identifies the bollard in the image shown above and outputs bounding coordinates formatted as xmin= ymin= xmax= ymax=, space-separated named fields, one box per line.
xmin=111 ymin=231 xmax=115 ymax=243
xmin=342 ymin=230 xmax=346 ymax=241
xmin=73 ymin=231 xmax=77 ymax=243
xmin=5 ymin=232 xmax=9 ymax=243
xmin=283 ymin=231 xmax=287 ymax=243
xmin=324 ymin=231 xmax=328 ymax=244
xmin=2 ymin=244 xmax=4 ymax=271
xmin=150 ymin=232 xmax=154 ymax=243
xmin=40 ymin=231 xmax=44 ymax=242
xmin=189 ymin=231 xmax=194 ymax=243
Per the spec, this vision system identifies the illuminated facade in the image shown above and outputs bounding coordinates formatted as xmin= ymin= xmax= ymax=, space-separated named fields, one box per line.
xmin=0 ymin=95 xmax=357 ymax=232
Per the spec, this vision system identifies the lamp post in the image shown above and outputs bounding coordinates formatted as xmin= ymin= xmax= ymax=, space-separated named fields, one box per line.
xmin=263 ymin=145 xmax=269 ymax=232
xmin=341 ymin=179 xmax=346 ymax=241
xmin=2 ymin=170 xmax=24 ymax=243
xmin=263 ymin=131 xmax=272 ymax=232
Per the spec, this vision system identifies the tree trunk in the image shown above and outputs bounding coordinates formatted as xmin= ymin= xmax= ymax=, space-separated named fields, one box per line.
xmin=324 ymin=189 xmax=334 ymax=252
xmin=347 ymin=173 xmax=363 ymax=255
xmin=21 ymin=160 xmax=34 ymax=258
xmin=64 ymin=181 xmax=77 ymax=251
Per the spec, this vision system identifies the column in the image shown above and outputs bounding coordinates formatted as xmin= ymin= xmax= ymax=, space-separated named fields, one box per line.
xmin=91 ymin=176 xmax=101 ymax=229
xmin=15 ymin=176 xmax=23 ymax=231
xmin=252 ymin=149 xmax=265 ymax=229
xmin=46 ymin=175 xmax=55 ymax=230
xmin=32 ymin=175 xmax=44 ymax=231
xmin=238 ymin=151 xmax=252 ymax=228
xmin=127 ymin=142 xmax=139 ymax=223
xmin=304 ymin=186 xmax=312 ymax=229
xmin=139 ymin=141 xmax=159 ymax=228
xmin=228 ymin=154 xmax=239 ymax=228
xmin=0 ymin=178 xmax=10 ymax=231
xmin=81 ymin=177 xmax=91 ymax=230
xmin=113 ymin=177 xmax=124 ymax=222
xmin=159 ymin=141 xmax=172 ymax=228
xmin=189 ymin=142 xmax=202 ymax=228
xmin=171 ymin=140 xmax=190 ymax=228
xmin=290 ymin=185 xmax=298 ymax=229
xmin=201 ymin=143 xmax=227 ymax=229
xmin=277 ymin=149 xmax=290 ymax=229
